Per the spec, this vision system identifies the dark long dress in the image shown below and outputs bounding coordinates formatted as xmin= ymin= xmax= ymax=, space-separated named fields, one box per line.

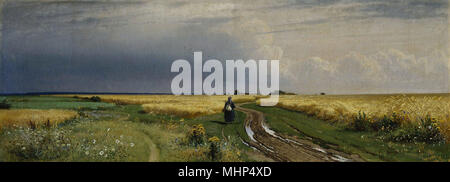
xmin=223 ymin=101 xmax=235 ymax=123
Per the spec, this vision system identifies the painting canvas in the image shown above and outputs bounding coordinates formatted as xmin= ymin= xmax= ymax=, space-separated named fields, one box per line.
xmin=0 ymin=0 xmax=449 ymax=167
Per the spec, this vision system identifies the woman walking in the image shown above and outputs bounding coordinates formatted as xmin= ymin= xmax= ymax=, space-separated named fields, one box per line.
xmin=223 ymin=96 xmax=236 ymax=123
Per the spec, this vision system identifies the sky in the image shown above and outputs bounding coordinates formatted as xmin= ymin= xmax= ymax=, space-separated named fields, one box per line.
xmin=0 ymin=0 xmax=448 ymax=94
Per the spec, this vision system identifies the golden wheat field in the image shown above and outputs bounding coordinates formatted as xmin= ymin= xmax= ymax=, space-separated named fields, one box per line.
xmin=0 ymin=109 xmax=79 ymax=129
xmin=275 ymin=94 xmax=450 ymax=139
xmin=57 ymin=94 xmax=450 ymax=138
xmin=62 ymin=95 xmax=260 ymax=118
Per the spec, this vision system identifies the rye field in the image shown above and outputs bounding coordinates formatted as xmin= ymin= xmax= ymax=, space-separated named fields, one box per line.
xmin=59 ymin=95 xmax=260 ymax=118
xmin=276 ymin=94 xmax=450 ymax=142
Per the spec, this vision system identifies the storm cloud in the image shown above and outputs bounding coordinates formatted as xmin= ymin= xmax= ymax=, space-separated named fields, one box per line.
xmin=0 ymin=0 xmax=448 ymax=94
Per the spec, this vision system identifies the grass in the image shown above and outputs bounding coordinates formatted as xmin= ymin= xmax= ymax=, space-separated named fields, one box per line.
xmin=0 ymin=95 xmax=256 ymax=162
xmin=2 ymin=96 xmax=115 ymax=110
xmin=243 ymin=103 xmax=450 ymax=162
xmin=107 ymin=104 xmax=259 ymax=161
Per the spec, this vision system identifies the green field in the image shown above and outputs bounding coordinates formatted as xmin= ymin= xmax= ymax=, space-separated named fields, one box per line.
xmin=2 ymin=96 xmax=115 ymax=110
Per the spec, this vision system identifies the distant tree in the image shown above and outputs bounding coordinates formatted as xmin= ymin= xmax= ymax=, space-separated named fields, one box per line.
xmin=89 ymin=96 xmax=101 ymax=102
xmin=320 ymin=92 xmax=326 ymax=95
xmin=279 ymin=90 xmax=296 ymax=95
xmin=0 ymin=99 xmax=11 ymax=109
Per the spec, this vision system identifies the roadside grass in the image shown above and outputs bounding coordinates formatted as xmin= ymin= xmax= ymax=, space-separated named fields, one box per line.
xmin=243 ymin=103 xmax=450 ymax=162
xmin=185 ymin=111 xmax=251 ymax=150
xmin=110 ymin=104 xmax=259 ymax=161
xmin=0 ymin=118 xmax=151 ymax=161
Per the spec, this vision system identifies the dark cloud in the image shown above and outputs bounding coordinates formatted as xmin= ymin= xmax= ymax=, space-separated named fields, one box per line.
xmin=0 ymin=1 xmax=247 ymax=94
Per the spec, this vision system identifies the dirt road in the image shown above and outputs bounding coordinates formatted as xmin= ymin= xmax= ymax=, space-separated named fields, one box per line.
xmin=236 ymin=105 xmax=363 ymax=162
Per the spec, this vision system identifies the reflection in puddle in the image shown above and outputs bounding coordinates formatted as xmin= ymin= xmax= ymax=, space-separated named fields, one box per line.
xmin=331 ymin=155 xmax=351 ymax=162
xmin=245 ymin=122 xmax=256 ymax=142
xmin=240 ymin=137 xmax=258 ymax=151
xmin=313 ymin=147 xmax=327 ymax=154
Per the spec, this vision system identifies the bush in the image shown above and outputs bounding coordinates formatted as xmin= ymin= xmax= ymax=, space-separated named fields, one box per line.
xmin=208 ymin=136 xmax=221 ymax=161
xmin=388 ymin=115 xmax=445 ymax=144
xmin=187 ymin=124 xmax=206 ymax=146
xmin=350 ymin=111 xmax=371 ymax=131
xmin=371 ymin=113 xmax=401 ymax=132
xmin=0 ymin=99 xmax=11 ymax=109
xmin=89 ymin=96 xmax=101 ymax=102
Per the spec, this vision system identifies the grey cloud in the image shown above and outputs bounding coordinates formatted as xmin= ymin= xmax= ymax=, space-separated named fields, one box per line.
xmin=359 ymin=0 xmax=448 ymax=19
xmin=180 ymin=17 xmax=235 ymax=26
xmin=282 ymin=50 xmax=449 ymax=94
xmin=2 ymin=0 xmax=148 ymax=33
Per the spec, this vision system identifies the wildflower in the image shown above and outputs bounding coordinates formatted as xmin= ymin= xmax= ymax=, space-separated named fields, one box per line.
xmin=92 ymin=139 xmax=96 ymax=144
xmin=85 ymin=151 xmax=90 ymax=155
xmin=22 ymin=147 xmax=26 ymax=150
xmin=115 ymin=139 xmax=120 ymax=144
xmin=208 ymin=136 xmax=220 ymax=143
xmin=107 ymin=128 xmax=111 ymax=132
xmin=130 ymin=143 xmax=135 ymax=147
xmin=99 ymin=151 xmax=104 ymax=156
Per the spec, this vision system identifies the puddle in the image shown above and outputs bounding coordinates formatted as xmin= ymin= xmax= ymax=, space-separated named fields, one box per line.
xmin=244 ymin=122 xmax=274 ymax=153
xmin=313 ymin=147 xmax=327 ymax=154
xmin=331 ymin=155 xmax=351 ymax=162
xmin=245 ymin=122 xmax=257 ymax=143
xmin=261 ymin=122 xmax=277 ymax=137
xmin=261 ymin=121 xmax=301 ymax=145
xmin=240 ymin=137 xmax=258 ymax=151
xmin=285 ymin=138 xmax=303 ymax=146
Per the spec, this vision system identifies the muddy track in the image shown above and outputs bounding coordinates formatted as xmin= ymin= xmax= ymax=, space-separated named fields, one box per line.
xmin=236 ymin=105 xmax=363 ymax=162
